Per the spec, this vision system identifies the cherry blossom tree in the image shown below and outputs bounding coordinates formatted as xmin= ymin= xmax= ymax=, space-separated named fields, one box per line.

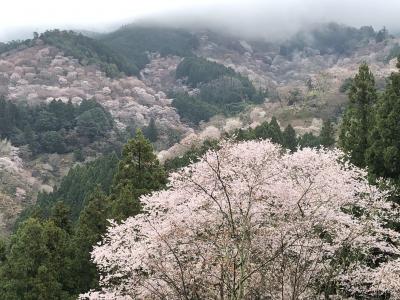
xmin=81 ymin=140 xmax=400 ymax=299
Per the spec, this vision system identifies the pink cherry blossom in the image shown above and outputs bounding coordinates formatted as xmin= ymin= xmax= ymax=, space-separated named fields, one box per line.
xmin=81 ymin=140 xmax=400 ymax=300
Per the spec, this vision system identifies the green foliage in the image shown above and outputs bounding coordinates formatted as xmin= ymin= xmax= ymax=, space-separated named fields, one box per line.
xmin=111 ymin=129 xmax=167 ymax=221
xmin=237 ymin=118 xmax=324 ymax=150
xmin=0 ymin=218 xmax=72 ymax=300
xmin=0 ymin=97 xmax=113 ymax=155
xmin=40 ymin=131 xmax=67 ymax=154
xmin=173 ymin=57 xmax=266 ymax=123
xmin=319 ymin=119 xmax=335 ymax=148
xmin=69 ymin=188 xmax=110 ymax=293
xmin=0 ymin=38 xmax=35 ymax=55
xmin=199 ymin=76 xmax=262 ymax=109
xmin=171 ymin=93 xmax=219 ymax=124
xmin=176 ymin=57 xmax=264 ymax=107
xmin=339 ymin=77 xmax=354 ymax=93
xmin=76 ymin=107 xmax=113 ymax=142
xmin=250 ymin=117 xmax=283 ymax=144
xmin=166 ymin=119 xmax=329 ymax=171
xmin=50 ymin=202 xmax=72 ymax=233
xmin=100 ymin=26 xmax=199 ymax=71
xmin=73 ymin=149 xmax=84 ymax=162
xmin=366 ymin=58 xmax=400 ymax=179
xmin=40 ymin=30 xmax=138 ymax=77
xmin=176 ymin=56 xmax=235 ymax=87
xmin=337 ymin=60 xmax=400 ymax=185
xmin=5 ymin=132 xmax=168 ymax=298
xmin=18 ymin=153 xmax=118 ymax=225
xmin=298 ymin=132 xmax=322 ymax=149
xmin=142 ymin=118 xmax=158 ymax=143
xmin=283 ymin=124 xmax=298 ymax=152
xmin=375 ymin=27 xmax=389 ymax=43
xmin=339 ymin=63 xmax=377 ymax=167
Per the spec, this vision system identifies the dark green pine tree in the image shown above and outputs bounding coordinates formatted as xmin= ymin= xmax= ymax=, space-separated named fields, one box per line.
xmin=282 ymin=124 xmax=297 ymax=152
xmin=253 ymin=121 xmax=270 ymax=139
xmin=69 ymin=188 xmax=110 ymax=294
xmin=50 ymin=201 xmax=72 ymax=234
xmin=143 ymin=117 xmax=158 ymax=143
xmin=339 ymin=63 xmax=377 ymax=167
xmin=111 ymin=129 xmax=167 ymax=221
xmin=268 ymin=117 xmax=283 ymax=144
xmin=319 ymin=119 xmax=335 ymax=148
xmin=366 ymin=58 xmax=400 ymax=179
xmin=253 ymin=117 xmax=283 ymax=144
xmin=298 ymin=132 xmax=321 ymax=149
xmin=0 ymin=218 xmax=71 ymax=300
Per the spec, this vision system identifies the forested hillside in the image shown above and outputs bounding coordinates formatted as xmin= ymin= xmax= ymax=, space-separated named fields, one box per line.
xmin=1 ymin=27 xmax=199 ymax=79
xmin=164 ymin=118 xmax=334 ymax=171
xmin=80 ymin=60 xmax=400 ymax=299
xmin=340 ymin=59 xmax=400 ymax=190
xmin=0 ymin=97 xmax=113 ymax=155
xmin=99 ymin=26 xmax=199 ymax=73
xmin=0 ymin=130 xmax=167 ymax=299
xmin=40 ymin=30 xmax=138 ymax=77
xmin=0 ymin=22 xmax=397 ymax=233
xmin=1 ymin=20 xmax=400 ymax=299
xmin=172 ymin=56 xmax=266 ymax=123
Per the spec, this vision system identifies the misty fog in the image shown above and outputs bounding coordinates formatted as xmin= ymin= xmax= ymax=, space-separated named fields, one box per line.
xmin=1 ymin=0 xmax=400 ymax=42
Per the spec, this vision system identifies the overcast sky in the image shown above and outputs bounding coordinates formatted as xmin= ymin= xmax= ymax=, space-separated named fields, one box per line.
xmin=1 ymin=0 xmax=400 ymax=42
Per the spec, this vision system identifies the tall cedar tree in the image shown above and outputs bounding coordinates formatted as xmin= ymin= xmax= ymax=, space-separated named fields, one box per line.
xmin=253 ymin=117 xmax=283 ymax=144
xmin=0 ymin=218 xmax=72 ymax=300
xmin=70 ymin=188 xmax=110 ymax=294
xmin=268 ymin=117 xmax=283 ymax=144
xmin=283 ymin=124 xmax=297 ymax=152
xmin=366 ymin=58 xmax=400 ymax=179
xmin=339 ymin=63 xmax=377 ymax=167
xmin=320 ymin=119 xmax=335 ymax=148
xmin=111 ymin=129 xmax=167 ymax=221
xmin=143 ymin=117 xmax=158 ymax=143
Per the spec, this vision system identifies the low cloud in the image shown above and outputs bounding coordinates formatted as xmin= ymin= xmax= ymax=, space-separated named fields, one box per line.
xmin=143 ymin=0 xmax=400 ymax=40
xmin=1 ymin=0 xmax=400 ymax=42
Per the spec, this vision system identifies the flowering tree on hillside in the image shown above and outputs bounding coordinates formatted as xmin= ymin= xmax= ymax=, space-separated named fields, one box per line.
xmin=81 ymin=140 xmax=400 ymax=299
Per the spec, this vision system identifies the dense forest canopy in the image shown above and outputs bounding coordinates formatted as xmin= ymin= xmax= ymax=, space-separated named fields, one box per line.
xmin=0 ymin=97 xmax=114 ymax=155
xmin=176 ymin=56 xmax=236 ymax=86
xmin=99 ymin=26 xmax=199 ymax=72
xmin=17 ymin=153 xmax=119 ymax=225
xmin=0 ymin=130 xmax=167 ymax=299
xmin=2 ymin=19 xmax=400 ymax=299
xmin=340 ymin=58 xmax=400 ymax=190
xmin=1 ymin=27 xmax=199 ymax=79
xmin=173 ymin=57 xmax=266 ymax=124
xmin=39 ymin=30 xmax=139 ymax=78
xmin=0 ymin=39 xmax=35 ymax=55
xmin=164 ymin=118 xmax=333 ymax=171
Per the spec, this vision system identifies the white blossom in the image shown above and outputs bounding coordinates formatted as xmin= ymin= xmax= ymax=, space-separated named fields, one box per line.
xmin=83 ymin=141 xmax=400 ymax=299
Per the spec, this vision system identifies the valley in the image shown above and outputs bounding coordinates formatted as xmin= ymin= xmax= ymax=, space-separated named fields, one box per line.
xmin=0 ymin=24 xmax=398 ymax=236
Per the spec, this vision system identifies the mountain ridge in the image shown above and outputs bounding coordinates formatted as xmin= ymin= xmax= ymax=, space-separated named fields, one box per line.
xmin=0 ymin=22 xmax=398 ymax=236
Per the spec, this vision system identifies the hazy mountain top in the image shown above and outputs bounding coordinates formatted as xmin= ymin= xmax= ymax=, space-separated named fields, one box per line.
xmin=2 ymin=0 xmax=400 ymax=42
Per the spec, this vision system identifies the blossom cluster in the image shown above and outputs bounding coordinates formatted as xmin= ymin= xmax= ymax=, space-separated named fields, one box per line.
xmin=81 ymin=140 xmax=400 ymax=299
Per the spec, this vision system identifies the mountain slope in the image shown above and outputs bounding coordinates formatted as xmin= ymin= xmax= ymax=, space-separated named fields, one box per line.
xmin=0 ymin=23 xmax=398 ymax=235
xmin=99 ymin=26 xmax=199 ymax=71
